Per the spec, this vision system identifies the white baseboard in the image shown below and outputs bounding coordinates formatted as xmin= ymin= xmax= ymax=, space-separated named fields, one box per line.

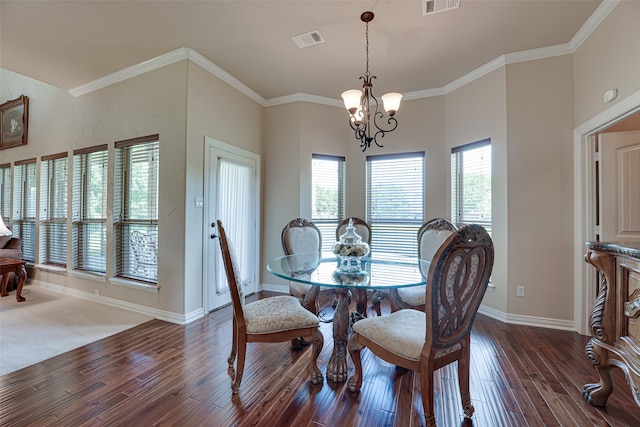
xmin=27 ymin=279 xmax=197 ymax=325
xmin=478 ymin=304 xmax=575 ymax=332
xmin=24 ymin=279 xmax=576 ymax=331
xmin=261 ymin=282 xmax=289 ymax=293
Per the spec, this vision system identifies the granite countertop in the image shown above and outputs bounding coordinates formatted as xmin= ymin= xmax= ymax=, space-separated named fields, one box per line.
xmin=586 ymin=241 xmax=640 ymax=259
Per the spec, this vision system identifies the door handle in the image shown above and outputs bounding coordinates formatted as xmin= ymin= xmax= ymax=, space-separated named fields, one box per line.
xmin=211 ymin=234 xmax=218 ymax=239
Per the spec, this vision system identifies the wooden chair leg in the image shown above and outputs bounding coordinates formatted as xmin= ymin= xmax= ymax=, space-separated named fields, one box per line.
xmin=458 ymin=338 xmax=474 ymax=418
xmin=307 ymin=328 xmax=324 ymax=385
xmin=347 ymin=333 xmax=364 ymax=392
xmin=231 ymin=335 xmax=247 ymax=394
xmin=227 ymin=317 xmax=238 ymax=371
xmin=420 ymin=357 xmax=436 ymax=427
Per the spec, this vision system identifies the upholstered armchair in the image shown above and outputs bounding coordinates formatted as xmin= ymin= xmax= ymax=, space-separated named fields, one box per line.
xmin=217 ymin=220 xmax=324 ymax=393
xmin=347 ymin=224 xmax=494 ymax=427
xmin=0 ymin=216 xmax=23 ymax=291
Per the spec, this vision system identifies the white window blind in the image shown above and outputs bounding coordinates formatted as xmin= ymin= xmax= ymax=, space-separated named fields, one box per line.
xmin=12 ymin=159 xmax=37 ymax=262
xmin=311 ymin=154 xmax=345 ymax=252
xmin=39 ymin=153 xmax=68 ymax=266
xmin=451 ymin=139 xmax=491 ymax=231
xmin=0 ymin=164 xmax=10 ymax=222
xmin=366 ymin=152 xmax=425 ymax=257
xmin=72 ymin=145 xmax=108 ymax=273
xmin=114 ymin=135 xmax=159 ymax=283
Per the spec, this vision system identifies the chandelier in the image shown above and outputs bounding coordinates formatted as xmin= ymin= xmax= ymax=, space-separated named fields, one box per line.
xmin=342 ymin=11 xmax=402 ymax=152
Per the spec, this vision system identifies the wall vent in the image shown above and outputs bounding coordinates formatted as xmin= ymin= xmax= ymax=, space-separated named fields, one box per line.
xmin=423 ymin=0 xmax=461 ymax=16
xmin=292 ymin=30 xmax=324 ymax=48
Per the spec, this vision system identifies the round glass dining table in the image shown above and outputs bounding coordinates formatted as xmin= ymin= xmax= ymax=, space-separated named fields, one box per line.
xmin=267 ymin=252 xmax=429 ymax=383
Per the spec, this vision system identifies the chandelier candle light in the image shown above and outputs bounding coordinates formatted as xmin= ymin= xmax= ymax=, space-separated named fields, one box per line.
xmin=342 ymin=11 xmax=402 ymax=152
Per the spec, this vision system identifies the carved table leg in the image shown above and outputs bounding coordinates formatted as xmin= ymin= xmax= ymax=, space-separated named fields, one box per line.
xmin=583 ymin=338 xmax=614 ymax=406
xmin=15 ymin=265 xmax=26 ymax=302
xmin=327 ymin=288 xmax=349 ymax=382
xmin=355 ymin=289 xmax=367 ymax=317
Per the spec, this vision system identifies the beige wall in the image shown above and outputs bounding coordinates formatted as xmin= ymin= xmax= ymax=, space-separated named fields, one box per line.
xmin=574 ymin=1 xmax=640 ymax=125
xmin=0 ymin=59 xmax=265 ymax=320
xmin=2 ymin=2 xmax=638 ymax=327
xmin=1 ymin=63 xmax=189 ymax=314
xmin=184 ymin=61 xmax=263 ymax=313
xmin=445 ymin=68 xmax=508 ymax=315
xmin=506 ymin=55 xmax=575 ymax=320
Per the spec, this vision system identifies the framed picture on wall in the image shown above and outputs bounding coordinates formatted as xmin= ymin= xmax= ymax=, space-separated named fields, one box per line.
xmin=0 ymin=95 xmax=29 ymax=150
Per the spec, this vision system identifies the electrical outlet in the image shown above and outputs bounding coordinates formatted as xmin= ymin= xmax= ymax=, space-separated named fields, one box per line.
xmin=94 ymin=289 xmax=100 ymax=296
xmin=516 ymin=286 xmax=525 ymax=298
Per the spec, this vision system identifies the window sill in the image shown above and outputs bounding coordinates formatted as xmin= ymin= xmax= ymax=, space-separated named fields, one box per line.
xmin=35 ymin=264 xmax=67 ymax=275
xmin=109 ymin=277 xmax=159 ymax=293
xmin=68 ymin=269 xmax=107 ymax=283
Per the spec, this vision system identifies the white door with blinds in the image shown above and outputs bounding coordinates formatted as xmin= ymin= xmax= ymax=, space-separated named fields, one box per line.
xmin=204 ymin=137 xmax=260 ymax=312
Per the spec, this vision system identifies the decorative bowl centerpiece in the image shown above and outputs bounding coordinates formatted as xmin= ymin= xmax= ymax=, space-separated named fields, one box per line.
xmin=332 ymin=268 xmax=370 ymax=286
xmin=332 ymin=218 xmax=370 ymax=272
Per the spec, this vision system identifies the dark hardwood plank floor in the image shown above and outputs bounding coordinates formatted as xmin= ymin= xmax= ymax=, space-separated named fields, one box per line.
xmin=2 ymin=291 xmax=640 ymax=427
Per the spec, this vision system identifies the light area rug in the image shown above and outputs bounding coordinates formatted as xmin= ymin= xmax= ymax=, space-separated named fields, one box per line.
xmin=0 ymin=285 xmax=154 ymax=376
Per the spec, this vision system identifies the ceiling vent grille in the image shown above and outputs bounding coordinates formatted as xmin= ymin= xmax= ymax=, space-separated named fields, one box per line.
xmin=423 ymin=0 xmax=461 ymax=16
xmin=292 ymin=30 xmax=324 ymax=48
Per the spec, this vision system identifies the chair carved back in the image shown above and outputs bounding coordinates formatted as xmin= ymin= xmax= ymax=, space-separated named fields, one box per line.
xmin=426 ymin=224 xmax=494 ymax=350
xmin=418 ymin=218 xmax=457 ymax=277
xmin=281 ymin=218 xmax=322 ymax=255
xmin=217 ymin=220 xmax=246 ymax=323
xmin=336 ymin=217 xmax=371 ymax=245
xmin=130 ymin=230 xmax=158 ymax=277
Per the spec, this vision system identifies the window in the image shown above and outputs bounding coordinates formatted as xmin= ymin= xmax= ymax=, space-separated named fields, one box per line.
xmin=366 ymin=152 xmax=425 ymax=257
xmin=311 ymin=154 xmax=345 ymax=252
xmin=39 ymin=153 xmax=68 ymax=266
xmin=0 ymin=163 xmax=10 ymax=222
xmin=451 ymin=139 xmax=491 ymax=232
xmin=72 ymin=145 xmax=108 ymax=273
xmin=12 ymin=159 xmax=37 ymax=262
xmin=114 ymin=135 xmax=159 ymax=283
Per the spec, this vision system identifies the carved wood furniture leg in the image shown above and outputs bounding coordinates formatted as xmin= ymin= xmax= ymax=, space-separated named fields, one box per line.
xmin=355 ymin=289 xmax=367 ymax=317
xmin=15 ymin=265 xmax=26 ymax=302
xmin=327 ymin=288 xmax=349 ymax=382
xmin=0 ymin=272 xmax=9 ymax=297
xmin=583 ymin=250 xmax=617 ymax=405
xmin=583 ymin=338 xmax=614 ymax=406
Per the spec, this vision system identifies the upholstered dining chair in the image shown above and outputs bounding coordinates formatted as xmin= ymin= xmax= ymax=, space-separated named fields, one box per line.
xmin=335 ymin=217 xmax=375 ymax=315
xmin=281 ymin=218 xmax=322 ymax=315
xmin=389 ymin=218 xmax=458 ymax=312
xmin=217 ymin=220 xmax=324 ymax=393
xmin=347 ymin=224 xmax=494 ymax=427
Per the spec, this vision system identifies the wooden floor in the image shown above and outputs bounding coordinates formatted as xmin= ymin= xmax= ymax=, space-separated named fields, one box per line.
xmin=2 ymin=291 xmax=640 ymax=427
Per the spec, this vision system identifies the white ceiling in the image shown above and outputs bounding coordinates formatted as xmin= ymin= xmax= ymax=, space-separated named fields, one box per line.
xmin=0 ymin=1 xmax=603 ymax=102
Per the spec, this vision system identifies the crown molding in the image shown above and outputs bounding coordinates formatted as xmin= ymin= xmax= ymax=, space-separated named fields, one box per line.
xmin=69 ymin=47 xmax=190 ymax=97
xmin=264 ymin=92 xmax=341 ymax=108
xmin=185 ymin=48 xmax=265 ymax=105
xmin=569 ymin=0 xmax=620 ymax=52
xmin=67 ymin=1 xmax=619 ymax=105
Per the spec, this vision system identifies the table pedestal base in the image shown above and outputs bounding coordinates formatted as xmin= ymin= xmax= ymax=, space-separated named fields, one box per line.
xmin=327 ymin=288 xmax=350 ymax=382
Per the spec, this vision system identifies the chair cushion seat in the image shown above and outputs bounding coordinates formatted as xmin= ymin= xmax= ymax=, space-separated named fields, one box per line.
xmin=244 ymin=295 xmax=319 ymax=334
xmin=353 ymin=309 xmax=426 ymax=360
xmin=397 ymin=285 xmax=426 ymax=306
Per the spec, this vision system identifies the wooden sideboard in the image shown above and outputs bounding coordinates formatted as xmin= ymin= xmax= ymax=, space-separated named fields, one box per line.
xmin=584 ymin=242 xmax=640 ymax=407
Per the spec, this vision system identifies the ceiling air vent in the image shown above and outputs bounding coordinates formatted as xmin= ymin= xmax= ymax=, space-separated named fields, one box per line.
xmin=291 ymin=30 xmax=324 ymax=48
xmin=423 ymin=0 xmax=461 ymax=16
